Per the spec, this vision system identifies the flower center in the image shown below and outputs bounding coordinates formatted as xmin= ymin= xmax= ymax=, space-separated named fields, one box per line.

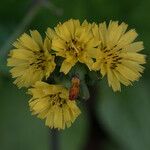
xmin=50 ymin=93 xmax=67 ymax=108
xmin=30 ymin=50 xmax=46 ymax=70
xmin=102 ymin=45 xmax=122 ymax=69
xmin=66 ymin=39 xmax=84 ymax=57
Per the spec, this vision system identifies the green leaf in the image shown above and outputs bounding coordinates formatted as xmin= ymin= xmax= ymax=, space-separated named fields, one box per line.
xmin=0 ymin=76 xmax=49 ymax=150
xmin=97 ymin=79 xmax=150 ymax=150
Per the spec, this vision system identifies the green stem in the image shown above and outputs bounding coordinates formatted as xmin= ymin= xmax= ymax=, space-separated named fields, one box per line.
xmin=83 ymin=83 xmax=108 ymax=150
xmin=51 ymin=129 xmax=59 ymax=150
xmin=0 ymin=0 xmax=63 ymax=74
xmin=0 ymin=0 xmax=41 ymax=57
xmin=0 ymin=0 xmax=41 ymax=74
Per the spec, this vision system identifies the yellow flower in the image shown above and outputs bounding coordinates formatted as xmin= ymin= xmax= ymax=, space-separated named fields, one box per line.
xmin=92 ymin=21 xmax=146 ymax=91
xmin=7 ymin=30 xmax=56 ymax=88
xmin=46 ymin=19 xmax=99 ymax=74
xmin=29 ymin=81 xmax=81 ymax=130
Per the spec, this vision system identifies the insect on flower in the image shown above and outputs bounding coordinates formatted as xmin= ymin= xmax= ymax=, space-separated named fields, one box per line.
xmin=69 ymin=76 xmax=80 ymax=100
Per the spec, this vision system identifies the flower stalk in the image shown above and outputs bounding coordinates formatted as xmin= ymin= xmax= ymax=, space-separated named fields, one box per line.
xmin=51 ymin=129 xmax=59 ymax=150
xmin=84 ymin=84 xmax=108 ymax=150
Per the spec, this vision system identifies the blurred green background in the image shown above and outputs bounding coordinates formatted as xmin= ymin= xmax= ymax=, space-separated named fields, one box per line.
xmin=0 ymin=0 xmax=150 ymax=150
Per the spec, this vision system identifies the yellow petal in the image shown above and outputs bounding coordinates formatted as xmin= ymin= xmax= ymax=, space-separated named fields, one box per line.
xmin=122 ymin=59 xmax=145 ymax=73
xmin=92 ymin=23 xmax=100 ymax=40
xmin=30 ymin=30 xmax=43 ymax=48
xmin=122 ymin=41 xmax=144 ymax=52
xmin=107 ymin=21 xmax=128 ymax=47
xmin=121 ymin=52 xmax=146 ymax=64
xmin=113 ymin=69 xmax=131 ymax=86
xmin=116 ymin=64 xmax=140 ymax=81
xmin=118 ymin=29 xmax=138 ymax=47
xmin=19 ymin=33 xmax=40 ymax=51
xmin=46 ymin=27 xmax=56 ymax=39
xmin=79 ymin=54 xmax=93 ymax=70
xmin=60 ymin=58 xmax=77 ymax=74
xmin=107 ymin=67 xmax=121 ymax=91
xmin=43 ymin=37 xmax=52 ymax=52
xmin=99 ymin=22 xmax=107 ymax=45
xmin=52 ymin=38 xmax=65 ymax=51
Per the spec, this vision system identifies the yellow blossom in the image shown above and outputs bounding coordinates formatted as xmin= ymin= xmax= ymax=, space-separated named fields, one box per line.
xmin=7 ymin=30 xmax=56 ymax=88
xmin=29 ymin=81 xmax=81 ymax=129
xmin=92 ymin=21 xmax=146 ymax=91
xmin=46 ymin=19 xmax=100 ymax=74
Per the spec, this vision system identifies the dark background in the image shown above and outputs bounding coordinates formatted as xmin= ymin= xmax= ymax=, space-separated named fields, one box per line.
xmin=0 ymin=0 xmax=150 ymax=150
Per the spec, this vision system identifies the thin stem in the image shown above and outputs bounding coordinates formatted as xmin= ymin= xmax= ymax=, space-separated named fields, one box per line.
xmin=0 ymin=0 xmax=41 ymax=74
xmin=83 ymin=83 xmax=108 ymax=150
xmin=0 ymin=0 xmax=41 ymax=57
xmin=50 ymin=129 xmax=59 ymax=150
xmin=43 ymin=0 xmax=63 ymax=16
xmin=0 ymin=0 xmax=62 ymax=56
xmin=0 ymin=0 xmax=63 ymax=74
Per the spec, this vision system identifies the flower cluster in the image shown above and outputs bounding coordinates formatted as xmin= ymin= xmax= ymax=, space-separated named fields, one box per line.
xmin=7 ymin=19 xmax=146 ymax=129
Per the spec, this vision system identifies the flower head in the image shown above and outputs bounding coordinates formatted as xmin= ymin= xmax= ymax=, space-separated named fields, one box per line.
xmin=7 ymin=30 xmax=56 ymax=88
xmin=92 ymin=21 xmax=146 ymax=91
xmin=29 ymin=81 xmax=81 ymax=129
xmin=47 ymin=19 xmax=99 ymax=74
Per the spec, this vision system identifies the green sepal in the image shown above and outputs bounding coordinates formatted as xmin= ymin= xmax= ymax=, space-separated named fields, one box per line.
xmin=79 ymin=80 xmax=90 ymax=100
xmin=67 ymin=62 xmax=87 ymax=80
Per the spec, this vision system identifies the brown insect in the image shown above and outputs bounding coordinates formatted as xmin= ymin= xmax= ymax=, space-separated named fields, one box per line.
xmin=69 ymin=76 xmax=80 ymax=100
